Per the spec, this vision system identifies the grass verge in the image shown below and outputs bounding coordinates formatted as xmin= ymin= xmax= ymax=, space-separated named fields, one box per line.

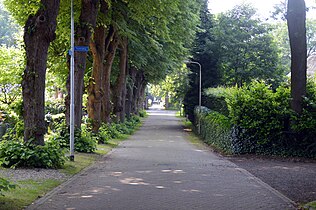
xmin=301 ymin=201 xmax=316 ymax=210
xmin=0 ymin=123 xmax=141 ymax=210
xmin=0 ymin=179 xmax=61 ymax=210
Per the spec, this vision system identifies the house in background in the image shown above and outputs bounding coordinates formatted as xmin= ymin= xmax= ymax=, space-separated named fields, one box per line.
xmin=307 ymin=54 xmax=316 ymax=77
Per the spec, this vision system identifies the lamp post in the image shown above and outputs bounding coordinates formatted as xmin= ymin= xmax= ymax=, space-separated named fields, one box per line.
xmin=184 ymin=60 xmax=202 ymax=134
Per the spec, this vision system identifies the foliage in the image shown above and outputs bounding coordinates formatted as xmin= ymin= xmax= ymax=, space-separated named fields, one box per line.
xmin=306 ymin=19 xmax=316 ymax=57
xmin=0 ymin=45 xmax=23 ymax=108
xmin=97 ymin=114 xmax=141 ymax=143
xmin=194 ymin=107 xmax=232 ymax=154
xmin=50 ymin=123 xmax=97 ymax=153
xmin=226 ymin=81 xmax=315 ymax=156
xmin=213 ymin=3 xmax=285 ymax=87
xmin=127 ymin=0 xmax=200 ymax=83
xmin=50 ymin=113 xmax=141 ymax=150
xmin=3 ymin=0 xmax=40 ymax=26
xmin=45 ymin=99 xmax=65 ymax=115
xmin=74 ymin=125 xmax=97 ymax=153
xmin=0 ymin=118 xmax=24 ymax=141
xmin=204 ymin=87 xmax=235 ymax=116
xmin=196 ymin=80 xmax=316 ymax=157
xmin=0 ymin=177 xmax=15 ymax=196
xmin=149 ymin=65 xmax=190 ymax=108
xmin=0 ymin=2 xmax=21 ymax=46
xmin=184 ymin=0 xmax=219 ymax=122
xmin=226 ymin=81 xmax=290 ymax=154
xmin=0 ymin=140 xmax=66 ymax=169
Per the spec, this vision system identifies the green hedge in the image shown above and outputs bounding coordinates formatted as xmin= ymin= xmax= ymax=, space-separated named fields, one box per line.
xmin=193 ymin=80 xmax=316 ymax=158
xmin=226 ymin=82 xmax=290 ymax=154
xmin=194 ymin=107 xmax=232 ymax=154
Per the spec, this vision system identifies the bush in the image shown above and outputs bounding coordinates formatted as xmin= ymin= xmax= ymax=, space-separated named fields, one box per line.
xmin=139 ymin=110 xmax=147 ymax=118
xmin=0 ymin=116 xmax=24 ymax=141
xmin=73 ymin=125 xmax=97 ymax=153
xmin=226 ymin=81 xmax=316 ymax=157
xmin=0 ymin=140 xmax=66 ymax=169
xmin=204 ymin=87 xmax=233 ymax=116
xmin=226 ymin=82 xmax=290 ymax=154
xmin=195 ymin=80 xmax=316 ymax=157
xmin=0 ymin=177 xmax=15 ymax=196
xmin=45 ymin=99 xmax=65 ymax=115
xmin=50 ymin=124 xmax=97 ymax=153
xmin=195 ymin=107 xmax=232 ymax=154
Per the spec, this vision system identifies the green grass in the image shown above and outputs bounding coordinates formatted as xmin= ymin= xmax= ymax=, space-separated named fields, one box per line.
xmin=0 ymin=179 xmax=61 ymax=210
xmin=59 ymin=152 xmax=99 ymax=175
xmin=302 ymin=201 xmax=316 ymax=210
xmin=0 ymin=118 xmax=144 ymax=209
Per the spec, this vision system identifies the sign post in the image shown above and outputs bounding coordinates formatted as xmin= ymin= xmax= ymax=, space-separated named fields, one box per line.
xmin=70 ymin=0 xmax=75 ymax=161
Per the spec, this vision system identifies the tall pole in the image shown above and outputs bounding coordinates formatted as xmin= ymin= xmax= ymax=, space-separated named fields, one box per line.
xmin=184 ymin=60 xmax=202 ymax=134
xmin=197 ymin=62 xmax=202 ymax=135
xmin=70 ymin=0 xmax=75 ymax=161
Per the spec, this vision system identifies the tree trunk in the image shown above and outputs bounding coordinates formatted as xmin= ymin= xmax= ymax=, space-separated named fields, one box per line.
xmin=113 ymin=37 xmax=128 ymax=123
xmin=133 ymin=71 xmax=145 ymax=115
xmin=87 ymin=1 xmax=109 ymax=132
xmin=101 ymin=30 xmax=119 ymax=123
xmin=22 ymin=0 xmax=60 ymax=145
xmin=65 ymin=0 xmax=99 ymax=128
xmin=120 ymin=53 xmax=128 ymax=122
xmin=88 ymin=27 xmax=106 ymax=132
xmin=125 ymin=67 xmax=137 ymax=118
xmin=287 ymin=0 xmax=307 ymax=114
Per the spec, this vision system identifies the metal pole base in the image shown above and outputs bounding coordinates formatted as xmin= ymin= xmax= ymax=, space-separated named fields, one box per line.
xmin=69 ymin=155 xmax=75 ymax=161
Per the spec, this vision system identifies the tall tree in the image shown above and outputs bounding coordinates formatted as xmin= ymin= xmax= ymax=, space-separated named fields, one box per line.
xmin=184 ymin=0 xmax=218 ymax=121
xmin=21 ymin=0 xmax=60 ymax=144
xmin=287 ymin=0 xmax=307 ymax=114
xmin=214 ymin=4 xmax=284 ymax=87
xmin=88 ymin=0 xmax=110 ymax=131
xmin=112 ymin=37 xmax=128 ymax=123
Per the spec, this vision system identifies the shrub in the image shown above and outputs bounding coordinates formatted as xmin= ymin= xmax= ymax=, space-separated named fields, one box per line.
xmin=195 ymin=107 xmax=232 ymax=154
xmin=196 ymin=80 xmax=316 ymax=157
xmin=0 ymin=140 xmax=66 ymax=169
xmin=50 ymin=124 xmax=97 ymax=153
xmin=0 ymin=177 xmax=16 ymax=196
xmin=45 ymin=99 xmax=65 ymax=115
xmin=75 ymin=125 xmax=97 ymax=153
xmin=97 ymin=124 xmax=111 ymax=144
xmin=139 ymin=110 xmax=147 ymax=118
xmin=204 ymin=87 xmax=233 ymax=116
xmin=1 ymin=118 xmax=24 ymax=141
xmin=226 ymin=82 xmax=290 ymax=154
xmin=226 ymin=81 xmax=316 ymax=157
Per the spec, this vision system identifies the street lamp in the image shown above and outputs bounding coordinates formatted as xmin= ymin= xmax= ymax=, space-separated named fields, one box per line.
xmin=184 ymin=60 xmax=202 ymax=134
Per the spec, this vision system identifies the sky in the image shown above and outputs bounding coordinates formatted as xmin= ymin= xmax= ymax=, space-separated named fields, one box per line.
xmin=208 ymin=0 xmax=316 ymax=19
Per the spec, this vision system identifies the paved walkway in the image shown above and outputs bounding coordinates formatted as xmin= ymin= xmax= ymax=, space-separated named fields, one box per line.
xmin=28 ymin=110 xmax=295 ymax=210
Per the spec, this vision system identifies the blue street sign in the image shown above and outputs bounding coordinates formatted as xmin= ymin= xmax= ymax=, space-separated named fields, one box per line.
xmin=74 ymin=46 xmax=89 ymax=52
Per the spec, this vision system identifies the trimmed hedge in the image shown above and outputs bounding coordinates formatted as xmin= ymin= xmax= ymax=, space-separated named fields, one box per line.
xmin=193 ymin=80 xmax=316 ymax=158
xmin=195 ymin=107 xmax=232 ymax=154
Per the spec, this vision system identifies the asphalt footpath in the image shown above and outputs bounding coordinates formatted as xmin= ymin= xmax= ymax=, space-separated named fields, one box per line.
xmin=27 ymin=109 xmax=295 ymax=210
